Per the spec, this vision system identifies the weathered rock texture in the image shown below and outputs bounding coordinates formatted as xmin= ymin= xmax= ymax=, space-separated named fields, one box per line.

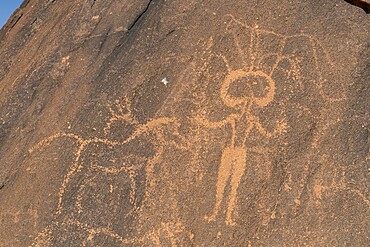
xmin=0 ymin=0 xmax=369 ymax=246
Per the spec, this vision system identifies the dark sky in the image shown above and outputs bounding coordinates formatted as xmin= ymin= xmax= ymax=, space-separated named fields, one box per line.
xmin=0 ymin=0 xmax=24 ymax=28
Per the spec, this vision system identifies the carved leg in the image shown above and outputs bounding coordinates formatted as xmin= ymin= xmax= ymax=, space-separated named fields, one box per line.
xmin=205 ymin=147 xmax=233 ymax=222
xmin=226 ymin=147 xmax=246 ymax=226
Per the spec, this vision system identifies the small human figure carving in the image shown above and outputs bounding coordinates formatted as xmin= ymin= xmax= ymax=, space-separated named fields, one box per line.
xmin=195 ymin=69 xmax=286 ymax=226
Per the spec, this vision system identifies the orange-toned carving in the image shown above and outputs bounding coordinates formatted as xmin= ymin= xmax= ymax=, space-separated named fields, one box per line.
xmin=29 ymin=96 xmax=188 ymax=245
xmin=191 ymin=14 xmax=343 ymax=225
xmin=195 ymin=67 xmax=286 ymax=225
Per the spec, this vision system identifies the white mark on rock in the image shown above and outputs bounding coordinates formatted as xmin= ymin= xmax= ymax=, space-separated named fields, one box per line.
xmin=162 ymin=77 xmax=169 ymax=86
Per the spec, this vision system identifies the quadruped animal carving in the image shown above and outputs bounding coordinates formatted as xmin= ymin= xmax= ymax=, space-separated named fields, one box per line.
xmin=29 ymin=96 xmax=188 ymax=245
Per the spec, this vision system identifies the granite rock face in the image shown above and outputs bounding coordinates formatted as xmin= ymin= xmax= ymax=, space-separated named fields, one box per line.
xmin=0 ymin=0 xmax=369 ymax=246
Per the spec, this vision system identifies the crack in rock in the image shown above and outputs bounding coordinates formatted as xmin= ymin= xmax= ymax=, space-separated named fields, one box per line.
xmin=127 ymin=0 xmax=154 ymax=31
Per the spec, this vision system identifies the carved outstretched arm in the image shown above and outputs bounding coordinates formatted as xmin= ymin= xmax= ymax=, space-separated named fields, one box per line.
xmin=191 ymin=113 xmax=237 ymax=129
xmin=249 ymin=115 xmax=287 ymax=138
xmin=123 ymin=117 xmax=177 ymax=143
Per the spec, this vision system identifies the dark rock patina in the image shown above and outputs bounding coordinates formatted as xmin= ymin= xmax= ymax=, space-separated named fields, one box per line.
xmin=0 ymin=0 xmax=369 ymax=246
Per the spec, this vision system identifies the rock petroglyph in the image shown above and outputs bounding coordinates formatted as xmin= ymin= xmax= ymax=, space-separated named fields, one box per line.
xmin=196 ymin=69 xmax=286 ymax=225
xmin=1 ymin=1 xmax=368 ymax=245
xmin=29 ymin=96 xmax=188 ymax=245
xmin=190 ymin=14 xmax=346 ymax=226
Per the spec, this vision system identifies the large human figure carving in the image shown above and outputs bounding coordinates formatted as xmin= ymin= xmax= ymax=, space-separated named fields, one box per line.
xmin=196 ymin=69 xmax=285 ymax=226
xmin=193 ymin=14 xmax=332 ymax=226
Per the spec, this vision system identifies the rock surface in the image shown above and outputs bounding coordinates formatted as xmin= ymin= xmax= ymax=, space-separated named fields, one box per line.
xmin=0 ymin=0 xmax=369 ymax=246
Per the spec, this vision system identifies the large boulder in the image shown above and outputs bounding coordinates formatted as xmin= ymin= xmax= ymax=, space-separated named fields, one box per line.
xmin=0 ymin=0 xmax=369 ymax=246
